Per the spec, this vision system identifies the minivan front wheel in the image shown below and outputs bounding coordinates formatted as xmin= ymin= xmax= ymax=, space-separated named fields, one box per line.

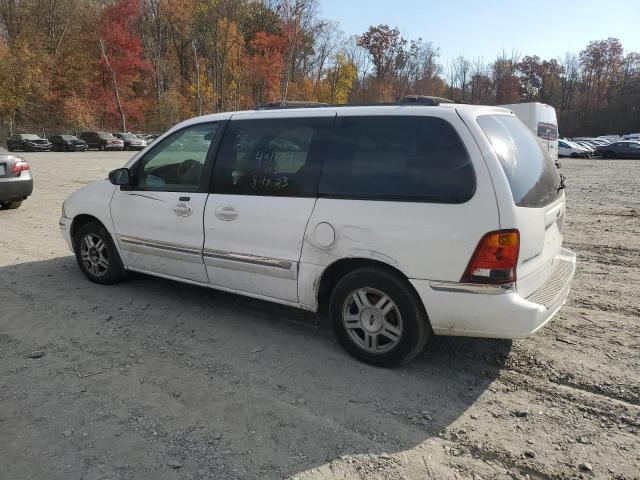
xmin=330 ymin=267 xmax=430 ymax=367
xmin=74 ymin=222 xmax=125 ymax=285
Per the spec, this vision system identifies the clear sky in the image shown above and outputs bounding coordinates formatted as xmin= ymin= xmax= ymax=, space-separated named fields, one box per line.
xmin=319 ymin=0 xmax=640 ymax=64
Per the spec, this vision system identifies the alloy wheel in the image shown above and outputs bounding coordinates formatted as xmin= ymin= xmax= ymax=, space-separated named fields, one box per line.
xmin=342 ymin=287 xmax=403 ymax=354
xmin=80 ymin=233 xmax=109 ymax=277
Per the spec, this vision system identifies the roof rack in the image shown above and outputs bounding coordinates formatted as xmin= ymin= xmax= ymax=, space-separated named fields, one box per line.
xmin=256 ymin=95 xmax=456 ymax=110
xmin=400 ymin=95 xmax=455 ymax=106
xmin=257 ymin=101 xmax=329 ymax=110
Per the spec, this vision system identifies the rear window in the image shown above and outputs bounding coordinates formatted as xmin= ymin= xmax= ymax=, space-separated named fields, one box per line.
xmin=478 ymin=114 xmax=561 ymax=208
xmin=98 ymin=132 xmax=115 ymax=139
xmin=537 ymin=122 xmax=558 ymax=141
xmin=318 ymin=116 xmax=475 ymax=202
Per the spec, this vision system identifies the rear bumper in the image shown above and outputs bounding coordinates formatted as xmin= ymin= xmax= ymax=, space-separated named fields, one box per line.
xmin=411 ymin=248 xmax=576 ymax=338
xmin=0 ymin=175 xmax=33 ymax=201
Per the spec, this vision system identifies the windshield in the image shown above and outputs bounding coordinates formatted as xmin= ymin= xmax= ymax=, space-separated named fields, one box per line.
xmin=478 ymin=114 xmax=561 ymax=208
xmin=22 ymin=134 xmax=40 ymax=140
xmin=98 ymin=132 xmax=115 ymax=139
xmin=61 ymin=135 xmax=77 ymax=140
xmin=121 ymin=133 xmax=138 ymax=140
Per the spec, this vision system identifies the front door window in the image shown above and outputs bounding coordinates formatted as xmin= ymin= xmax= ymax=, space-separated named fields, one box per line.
xmin=134 ymin=123 xmax=218 ymax=191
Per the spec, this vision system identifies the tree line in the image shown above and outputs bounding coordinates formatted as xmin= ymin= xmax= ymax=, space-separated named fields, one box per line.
xmin=0 ymin=0 xmax=638 ymax=137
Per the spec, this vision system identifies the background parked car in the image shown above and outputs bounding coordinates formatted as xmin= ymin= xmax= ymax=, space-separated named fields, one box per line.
xmin=6 ymin=134 xmax=52 ymax=152
xmin=598 ymin=135 xmax=622 ymax=142
xmin=558 ymin=139 xmax=590 ymax=158
xmin=574 ymin=141 xmax=595 ymax=155
xmin=600 ymin=141 xmax=640 ymax=159
xmin=0 ymin=154 xmax=32 ymax=209
xmin=48 ymin=135 xmax=89 ymax=152
xmin=80 ymin=131 xmax=124 ymax=151
xmin=571 ymin=137 xmax=610 ymax=148
xmin=138 ymin=133 xmax=160 ymax=144
xmin=114 ymin=132 xmax=147 ymax=150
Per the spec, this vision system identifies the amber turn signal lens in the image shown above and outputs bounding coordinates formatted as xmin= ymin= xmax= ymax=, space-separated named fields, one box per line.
xmin=462 ymin=230 xmax=520 ymax=284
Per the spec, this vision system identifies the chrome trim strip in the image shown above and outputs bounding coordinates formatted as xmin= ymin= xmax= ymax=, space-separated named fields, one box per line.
xmin=429 ymin=281 xmax=514 ymax=295
xmin=118 ymin=235 xmax=202 ymax=256
xmin=117 ymin=235 xmax=297 ymax=278
xmin=203 ymin=249 xmax=292 ymax=270
xmin=121 ymin=242 xmax=205 ymax=264
xmin=202 ymin=249 xmax=297 ymax=280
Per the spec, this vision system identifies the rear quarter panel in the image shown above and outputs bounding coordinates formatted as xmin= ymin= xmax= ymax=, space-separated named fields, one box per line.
xmin=299 ymin=108 xmax=500 ymax=308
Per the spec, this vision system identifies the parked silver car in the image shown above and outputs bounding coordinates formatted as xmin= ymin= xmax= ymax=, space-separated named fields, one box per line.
xmin=0 ymin=154 xmax=33 ymax=209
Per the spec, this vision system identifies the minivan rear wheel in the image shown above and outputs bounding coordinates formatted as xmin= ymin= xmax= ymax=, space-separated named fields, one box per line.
xmin=329 ymin=267 xmax=430 ymax=367
xmin=74 ymin=221 xmax=126 ymax=285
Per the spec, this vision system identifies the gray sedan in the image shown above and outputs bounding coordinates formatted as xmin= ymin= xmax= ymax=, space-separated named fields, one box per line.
xmin=0 ymin=154 xmax=33 ymax=209
xmin=599 ymin=141 xmax=640 ymax=159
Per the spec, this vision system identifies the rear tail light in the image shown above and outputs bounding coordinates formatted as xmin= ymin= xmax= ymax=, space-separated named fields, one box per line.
xmin=11 ymin=159 xmax=30 ymax=173
xmin=462 ymin=230 xmax=520 ymax=284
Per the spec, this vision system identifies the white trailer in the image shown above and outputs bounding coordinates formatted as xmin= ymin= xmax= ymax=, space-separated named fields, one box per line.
xmin=498 ymin=102 xmax=559 ymax=160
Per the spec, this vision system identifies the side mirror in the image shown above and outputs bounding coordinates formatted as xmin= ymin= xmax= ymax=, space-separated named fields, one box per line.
xmin=108 ymin=168 xmax=132 ymax=186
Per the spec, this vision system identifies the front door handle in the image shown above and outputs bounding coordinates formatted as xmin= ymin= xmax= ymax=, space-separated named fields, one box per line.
xmin=174 ymin=202 xmax=193 ymax=217
xmin=215 ymin=205 xmax=238 ymax=221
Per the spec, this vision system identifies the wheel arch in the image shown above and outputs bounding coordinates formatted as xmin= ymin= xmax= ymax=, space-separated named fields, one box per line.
xmin=70 ymin=214 xmax=108 ymax=250
xmin=316 ymin=257 xmax=426 ymax=315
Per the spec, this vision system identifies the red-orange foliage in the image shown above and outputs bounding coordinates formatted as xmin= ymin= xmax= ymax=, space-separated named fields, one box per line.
xmin=94 ymin=0 xmax=151 ymax=130
xmin=244 ymin=32 xmax=286 ymax=105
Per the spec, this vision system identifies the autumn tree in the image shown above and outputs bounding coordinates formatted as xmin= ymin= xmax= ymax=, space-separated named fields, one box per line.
xmin=95 ymin=0 xmax=150 ymax=131
xmin=315 ymin=52 xmax=356 ymax=103
xmin=357 ymin=24 xmax=406 ymax=80
xmin=244 ymin=31 xmax=286 ymax=106
xmin=492 ymin=51 xmax=521 ymax=104
xmin=0 ymin=40 xmax=44 ymax=132
xmin=1 ymin=1 xmax=639 ymax=140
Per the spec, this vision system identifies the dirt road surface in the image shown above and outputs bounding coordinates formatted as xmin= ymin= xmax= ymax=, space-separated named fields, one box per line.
xmin=1 ymin=152 xmax=639 ymax=480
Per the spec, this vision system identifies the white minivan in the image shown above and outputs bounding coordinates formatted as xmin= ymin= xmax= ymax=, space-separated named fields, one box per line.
xmin=60 ymin=100 xmax=576 ymax=366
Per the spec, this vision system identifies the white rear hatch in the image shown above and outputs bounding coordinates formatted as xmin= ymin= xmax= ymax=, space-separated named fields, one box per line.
xmin=475 ymin=113 xmax=565 ymax=298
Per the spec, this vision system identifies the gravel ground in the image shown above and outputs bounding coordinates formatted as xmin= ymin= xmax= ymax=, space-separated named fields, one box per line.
xmin=0 ymin=152 xmax=639 ymax=480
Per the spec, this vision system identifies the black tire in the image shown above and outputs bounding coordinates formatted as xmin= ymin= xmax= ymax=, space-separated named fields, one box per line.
xmin=329 ymin=267 xmax=431 ymax=367
xmin=74 ymin=221 xmax=126 ymax=285
xmin=570 ymin=152 xmax=579 ymax=158
xmin=99 ymin=144 xmax=105 ymax=151
xmin=7 ymin=146 xmax=13 ymax=152
xmin=0 ymin=201 xmax=22 ymax=209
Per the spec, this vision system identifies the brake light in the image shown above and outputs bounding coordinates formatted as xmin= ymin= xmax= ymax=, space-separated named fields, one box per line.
xmin=462 ymin=230 xmax=520 ymax=284
xmin=11 ymin=159 xmax=29 ymax=173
